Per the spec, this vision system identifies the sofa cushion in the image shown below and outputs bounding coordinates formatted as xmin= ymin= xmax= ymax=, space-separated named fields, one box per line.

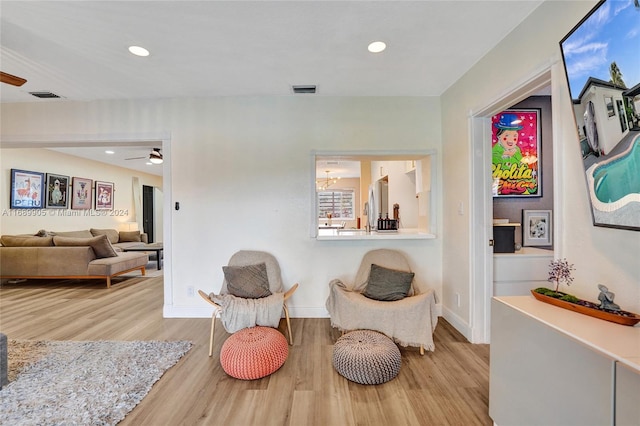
xmin=90 ymin=228 xmax=120 ymax=244
xmin=53 ymin=234 xmax=118 ymax=259
xmin=87 ymin=252 xmax=148 ymax=276
xmin=223 ymin=262 xmax=272 ymax=299
xmin=119 ymin=231 xmax=142 ymax=243
xmin=0 ymin=235 xmax=54 ymax=247
xmin=51 ymin=230 xmax=93 ymax=238
xmin=363 ymin=264 xmax=414 ymax=301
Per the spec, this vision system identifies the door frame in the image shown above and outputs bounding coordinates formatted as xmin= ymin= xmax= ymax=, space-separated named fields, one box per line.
xmin=469 ymin=66 xmax=553 ymax=343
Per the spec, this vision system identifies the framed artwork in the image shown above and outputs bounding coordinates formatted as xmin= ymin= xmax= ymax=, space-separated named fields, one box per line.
xmin=560 ymin=0 xmax=639 ymax=231
xmin=45 ymin=173 xmax=70 ymax=208
xmin=10 ymin=169 xmax=45 ymax=209
xmin=71 ymin=177 xmax=93 ymax=210
xmin=95 ymin=181 xmax=114 ymax=210
xmin=523 ymin=210 xmax=552 ymax=247
xmin=491 ymin=108 xmax=541 ymax=197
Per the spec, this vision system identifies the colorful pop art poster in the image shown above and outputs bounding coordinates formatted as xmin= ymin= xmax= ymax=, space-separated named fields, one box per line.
xmin=491 ymin=108 xmax=541 ymax=197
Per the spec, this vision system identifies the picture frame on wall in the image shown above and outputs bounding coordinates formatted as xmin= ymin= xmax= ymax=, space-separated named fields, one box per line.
xmin=45 ymin=173 xmax=70 ymax=209
xmin=10 ymin=169 xmax=45 ymax=209
xmin=559 ymin=0 xmax=639 ymax=231
xmin=491 ymin=108 xmax=542 ymax=197
xmin=71 ymin=177 xmax=93 ymax=210
xmin=95 ymin=181 xmax=114 ymax=210
xmin=523 ymin=210 xmax=552 ymax=247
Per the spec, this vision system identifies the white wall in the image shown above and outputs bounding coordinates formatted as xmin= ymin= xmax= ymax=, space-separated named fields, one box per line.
xmin=441 ymin=0 xmax=640 ymax=333
xmin=154 ymin=187 xmax=164 ymax=242
xmin=1 ymin=148 xmax=162 ymax=234
xmin=583 ymin=86 xmax=628 ymax=155
xmin=1 ymin=97 xmax=443 ymax=318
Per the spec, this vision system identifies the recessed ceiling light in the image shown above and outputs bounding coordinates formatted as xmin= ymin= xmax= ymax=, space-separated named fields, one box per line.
xmin=105 ymin=150 xmax=115 ymax=154
xmin=146 ymin=162 xmax=153 ymax=165
xmin=128 ymin=45 xmax=150 ymax=57
xmin=368 ymin=41 xmax=386 ymax=53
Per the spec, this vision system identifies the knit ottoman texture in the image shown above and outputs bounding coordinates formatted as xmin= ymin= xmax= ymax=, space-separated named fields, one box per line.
xmin=220 ymin=326 xmax=288 ymax=380
xmin=333 ymin=330 xmax=401 ymax=385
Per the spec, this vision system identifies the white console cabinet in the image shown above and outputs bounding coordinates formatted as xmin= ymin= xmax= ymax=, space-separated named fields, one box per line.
xmin=490 ymin=296 xmax=640 ymax=426
xmin=493 ymin=248 xmax=553 ymax=296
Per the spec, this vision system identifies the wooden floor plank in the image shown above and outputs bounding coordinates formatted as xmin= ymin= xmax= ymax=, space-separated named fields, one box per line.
xmin=0 ymin=276 xmax=491 ymax=426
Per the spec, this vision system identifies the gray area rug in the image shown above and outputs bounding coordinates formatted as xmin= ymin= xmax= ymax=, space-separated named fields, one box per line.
xmin=0 ymin=339 xmax=192 ymax=425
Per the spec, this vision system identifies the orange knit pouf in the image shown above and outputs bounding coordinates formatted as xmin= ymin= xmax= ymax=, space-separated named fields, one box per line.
xmin=220 ymin=326 xmax=288 ymax=380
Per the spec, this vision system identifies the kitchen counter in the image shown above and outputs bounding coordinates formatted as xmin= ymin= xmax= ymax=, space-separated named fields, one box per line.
xmin=316 ymin=228 xmax=435 ymax=240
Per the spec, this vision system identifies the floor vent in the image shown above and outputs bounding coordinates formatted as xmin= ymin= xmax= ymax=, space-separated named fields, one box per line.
xmin=292 ymin=85 xmax=316 ymax=94
xmin=29 ymin=91 xmax=61 ymax=99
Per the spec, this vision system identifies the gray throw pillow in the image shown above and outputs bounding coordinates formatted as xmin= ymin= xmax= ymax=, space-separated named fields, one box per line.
xmin=223 ymin=262 xmax=272 ymax=299
xmin=363 ymin=264 xmax=414 ymax=301
xmin=53 ymin=234 xmax=118 ymax=259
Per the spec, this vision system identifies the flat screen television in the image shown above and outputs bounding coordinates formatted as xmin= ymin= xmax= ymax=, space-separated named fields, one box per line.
xmin=559 ymin=0 xmax=640 ymax=231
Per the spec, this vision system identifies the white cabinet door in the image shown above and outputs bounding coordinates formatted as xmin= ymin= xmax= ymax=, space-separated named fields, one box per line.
xmin=490 ymin=299 xmax=613 ymax=425
xmin=616 ymin=361 xmax=640 ymax=426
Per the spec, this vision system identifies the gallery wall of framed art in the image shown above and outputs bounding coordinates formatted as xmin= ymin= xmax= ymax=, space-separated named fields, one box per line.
xmin=1 ymin=148 xmax=162 ymax=236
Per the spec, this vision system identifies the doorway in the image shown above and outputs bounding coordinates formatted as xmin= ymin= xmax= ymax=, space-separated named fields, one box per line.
xmin=469 ymin=67 xmax=554 ymax=343
xmin=143 ymin=185 xmax=155 ymax=243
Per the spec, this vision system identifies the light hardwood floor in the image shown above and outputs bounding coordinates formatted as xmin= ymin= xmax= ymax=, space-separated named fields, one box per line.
xmin=0 ymin=276 xmax=492 ymax=426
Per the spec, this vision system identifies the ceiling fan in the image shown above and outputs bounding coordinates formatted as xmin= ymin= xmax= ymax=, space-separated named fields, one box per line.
xmin=125 ymin=148 xmax=163 ymax=164
xmin=0 ymin=71 xmax=27 ymax=86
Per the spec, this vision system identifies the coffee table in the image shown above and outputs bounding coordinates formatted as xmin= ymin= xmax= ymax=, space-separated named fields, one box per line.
xmin=122 ymin=243 xmax=164 ymax=270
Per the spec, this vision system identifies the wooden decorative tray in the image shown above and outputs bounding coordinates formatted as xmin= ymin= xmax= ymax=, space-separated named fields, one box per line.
xmin=531 ymin=290 xmax=640 ymax=326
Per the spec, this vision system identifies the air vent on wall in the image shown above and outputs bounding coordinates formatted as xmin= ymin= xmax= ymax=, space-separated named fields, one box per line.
xmin=292 ymin=85 xmax=316 ymax=94
xmin=29 ymin=91 xmax=61 ymax=99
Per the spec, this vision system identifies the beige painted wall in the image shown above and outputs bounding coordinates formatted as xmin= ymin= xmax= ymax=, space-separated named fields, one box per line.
xmin=1 ymin=97 xmax=443 ymax=317
xmin=441 ymin=0 xmax=639 ymax=333
xmin=1 ymin=148 xmax=162 ymax=234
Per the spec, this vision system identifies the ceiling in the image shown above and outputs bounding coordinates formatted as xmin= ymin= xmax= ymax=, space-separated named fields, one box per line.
xmin=1 ymin=0 xmax=544 ymax=174
xmin=50 ymin=145 xmax=164 ymax=177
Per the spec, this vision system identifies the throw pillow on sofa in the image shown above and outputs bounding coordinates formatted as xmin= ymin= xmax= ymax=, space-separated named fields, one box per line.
xmin=119 ymin=231 xmax=142 ymax=243
xmin=53 ymin=234 xmax=118 ymax=258
xmin=0 ymin=235 xmax=54 ymax=247
xmin=90 ymin=228 xmax=120 ymax=244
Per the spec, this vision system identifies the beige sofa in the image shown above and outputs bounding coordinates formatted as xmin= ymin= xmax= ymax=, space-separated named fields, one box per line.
xmin=0 ymin=229 xmax=150 ymax=288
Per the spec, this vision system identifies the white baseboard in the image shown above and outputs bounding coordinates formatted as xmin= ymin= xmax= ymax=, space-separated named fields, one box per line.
xmin=441 ymin=306 xmax=472 ymax=342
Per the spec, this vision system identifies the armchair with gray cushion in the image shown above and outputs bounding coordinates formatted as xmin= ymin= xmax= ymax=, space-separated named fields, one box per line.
xmin=325 ymin=249 xmax=438 ymax=354
xmin=198 ymin=250 xmax=298 ymax=356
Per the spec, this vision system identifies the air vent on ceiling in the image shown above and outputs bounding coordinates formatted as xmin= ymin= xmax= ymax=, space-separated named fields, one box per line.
xmin=292 ymin=85 xmax=316 ymax=94
xmin=29 ymin=91 xmax=61 ymax=99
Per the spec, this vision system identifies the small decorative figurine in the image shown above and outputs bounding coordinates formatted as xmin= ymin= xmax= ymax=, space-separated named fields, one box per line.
xmin=597 ymin=284 xmax=620 ymax=311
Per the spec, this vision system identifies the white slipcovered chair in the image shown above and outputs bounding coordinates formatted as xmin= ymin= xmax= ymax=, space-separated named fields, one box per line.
xmin=325 ymin=249 xmax=438 ymax=354
xmin=198 ymin=250 xmax=298 ymax=356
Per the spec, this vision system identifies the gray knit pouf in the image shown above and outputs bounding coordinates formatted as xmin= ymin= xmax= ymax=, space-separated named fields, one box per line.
xmin=333 ymin=330 xmax=401 ymax=385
